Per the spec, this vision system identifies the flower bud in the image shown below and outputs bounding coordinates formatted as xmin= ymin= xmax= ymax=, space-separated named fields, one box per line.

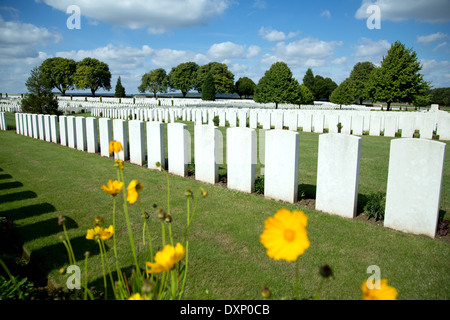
xmin=157 ymin=208 xmax=167 ymax=221
xmin=319 ymin=264 xmax=333 ymax=279
xmin=57 ymin=215 xmax=65 ymax=226
xmin=155 ymin=162 xmax=161 ymax=168
xmin=59 ymin=267 xmax=66 ymax=275
xmin=261 ymin=286 xmax=271 ymax=299
xmin=165 ymin=214 xmax=172 ymax=223
xmin=142 ymin=279 xmax=155 ymax=296
xmin=144 ymin=211 xmax=150 ymax=220
xmin=94 ymin=216 xmax=104 ymax=226
xmin=184 ymin=188 xmax=192 ymax=198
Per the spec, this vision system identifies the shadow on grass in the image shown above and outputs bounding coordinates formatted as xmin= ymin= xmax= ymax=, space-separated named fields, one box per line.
xmin=19 ymin=216 xmax=78 ymax=243
xmin=0 ymin=202 xmax=56 ymax=221
xmin=0 ymin=190 xmax=37 ymax=204
xmin=0 ymin=181 xmax=23 ymax=190
xmin=27 ymin=235 xmax=101 ymax=277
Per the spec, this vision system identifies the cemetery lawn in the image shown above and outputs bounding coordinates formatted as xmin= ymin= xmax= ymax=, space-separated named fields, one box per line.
xmin=0 ymin=113 xmax=449 ymax=300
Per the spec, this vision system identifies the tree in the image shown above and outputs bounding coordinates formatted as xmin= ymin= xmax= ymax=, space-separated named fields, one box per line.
xmin=366 ymin=41 xmax=430 ymax=111
xmin=202 ymin=72 xmax=216 ymax=101
xmin=254 ymin=62 xmax=307 ymax=108
xmin=74 ymin=57 xmax=111 ymax=96
xmin=196 ymin=62 xmax=235 ymax=94
xmin=428 ymin=87 xmax=450 ymax=106
xmin=302 ymin=68 xmax=315 ymax=94
xmin=314 ymin=75 xmax=337 ymax=101
xmin=235 ymin=77 xmax=256 ymax=98
xmin=299 ymin=84 xmax=315 ymax=105
xmin=114 ymin=76 xmax=126 ymax=98
xmin=21 ymin=67 xmax=59 ymax=114
xmin=39 ymin=57 xmax=76 ymax=95
xmin=138 ymin=68 xmax=169 ymax=98
xmin=330 ymin=78 xmax=356 ymax=106
xmin=348 ymin=61 xmax=376 ymax=104
xmin=168 ymin=62 xmax=199 ymax=97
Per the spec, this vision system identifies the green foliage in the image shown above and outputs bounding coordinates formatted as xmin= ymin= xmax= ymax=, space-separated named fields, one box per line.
xmin=330 ymin=78 xmax=355 ymax=106
xmin=366 ymin=41 xmax=430 ymax=111
xmin=202 ymin=72 xmax=216 ymax=101
xmin=235 ymin=77 xmax=256 ymax=98
xmin=302 ymin=68 xmax=315 ymax=94
xmin=348 ymin=61 xmax=376 ymax=104
xmin=313 ymin=75 xmax=337 ymax=101
xmin=138 ymin=68 xmax=169 ymax=98
xmin=254 ymin=176 xmax=264 ymax=194
xmin=168 ymin=62 xmax=199 ymax=97
xmin=74 ymin=58 xmax=111 ymax=96
xmin=254 ymin=62 xmax=310 ymax=108
xmin=39 ymin=57 xmax=77 ymax=95
xmin=21 ymin=67 xmax=60 ymax=115
xmin=196 ymin=62 xmax=235 ymax=94
xmin=363 ymin=192 xmax=386 ymax=221
xmin=114 ymin=76 xmax=126 ymax=98
xmin=299 ymin=84 xmax=314 ymax=105
xmin=0 ymin=275 xmax=35 ymax=300
xmin=212 ymin=115 xmax=220 ymax=126
xmin=428 ymin=87 xmax=450 ymax=106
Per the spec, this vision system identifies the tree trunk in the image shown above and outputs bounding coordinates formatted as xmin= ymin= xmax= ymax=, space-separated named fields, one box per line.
xmin=386 ymin=102 xmax=391 ymax=111
xmin=91 ymin=88 xmax=96 ymax=96
xmin=275 ymin=102 xmax=278 ymax=109
xmin=182 ymin=91 xmax=187 ymax=98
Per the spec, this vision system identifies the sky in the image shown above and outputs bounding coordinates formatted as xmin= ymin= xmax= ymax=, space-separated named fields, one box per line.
xmin=0 ymin=0 xmax=449 ymax=95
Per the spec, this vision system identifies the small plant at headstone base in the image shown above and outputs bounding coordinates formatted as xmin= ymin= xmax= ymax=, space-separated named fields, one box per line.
xmin=337 ymin=122 xmax=343 ymax=133
xmin=254 ymin=176 xmax=264 ymax=194
xmin=212 ymin=115 xmax=220 ymax=126
xmin=437 ymin=220 xmax=449 ymax=236
xmin=363 ymin=192 xmax=386 ymax=221
xmin=59 ymin=141 xmax=206 ymax=300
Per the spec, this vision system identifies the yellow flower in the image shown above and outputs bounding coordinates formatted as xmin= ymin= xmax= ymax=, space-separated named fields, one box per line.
xmin=128 ymin=293 xmax=149 ymax=300
xmin=86 ymin=226 xmax=104 ymax=240
xmin=361 ymin=279 xmax=398 ymax=300
xmin=101 ymin=179 xmax=124 ymax=196
xmin=86 ymin=225 xmax=114 ymax=241
xmin=146 ymin=243 xmax=185 ymax=273
xmin=109 ymin=140 xmax=123 ymax=154
xmin=127 ymin=180 xmax=143 ymax=204
xmin=100 ymin=225 xmax=114 ymax=240
xmin=260 ymin=208 xmax=310 ymax=262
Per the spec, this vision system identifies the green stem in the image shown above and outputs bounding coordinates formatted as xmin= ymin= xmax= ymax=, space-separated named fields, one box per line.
xmin=295 ymin=259 xmax=299 ymax=300
xmin=83 ymin=252 xmax=89 ymax=300
xmin=63 ymin=223 xmax=76 ymax=265
xmin=178 ymin=241 xmax=189 ymax=300
xmin=98 ymin=239 xmax=108 ymax=300
xmin=314 ymin=278 xmax=325 ymax=300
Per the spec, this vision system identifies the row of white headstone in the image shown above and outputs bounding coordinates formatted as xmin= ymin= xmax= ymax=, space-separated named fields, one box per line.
xmin=89 ymin=106 xmax=450 ymax=141
xmin=12 ymin=112 xmax=446 ymax=238
xmin=0 ymin=112 xmax=7 ymax=130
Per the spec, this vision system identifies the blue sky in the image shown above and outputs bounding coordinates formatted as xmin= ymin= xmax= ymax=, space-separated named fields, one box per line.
xmin=0 ymin=0 xmax=449 ymax=95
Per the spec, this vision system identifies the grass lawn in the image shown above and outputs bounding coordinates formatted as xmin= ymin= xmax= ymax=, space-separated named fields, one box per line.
xmin=0 ymin=112 xmax=449 ymax=300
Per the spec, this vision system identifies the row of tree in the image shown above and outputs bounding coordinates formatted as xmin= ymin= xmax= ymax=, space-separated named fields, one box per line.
xmin=329 ymin=41 xmax=431 ymax=111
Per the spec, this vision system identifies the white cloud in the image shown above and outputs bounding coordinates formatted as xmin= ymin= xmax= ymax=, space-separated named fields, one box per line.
xmin=266 ymin=37 xmax=343 ymax=67
xmin=332 ymin=57 xmax=347 ymax=65
xmin=207 ymin=41 xmax=261 ymax=60
xmin=433 ymin=41 xmax=448 ymax=52
xmin=42 ymin=0 xmax=230 ymax=33
xmin=353 ymin=38 xmax=391 ymax=64
xmin=258 ymin=26 xmax=298 ymax=42
xmin=321 ymin=10 xmax=331 ymax=19
xmin=417 ymin=32 xmax=448 ymax=45
xmin=355 ymin=0 xmax=450 ymax=23
xmin=420 ymin=59 xmax=450 ymax=88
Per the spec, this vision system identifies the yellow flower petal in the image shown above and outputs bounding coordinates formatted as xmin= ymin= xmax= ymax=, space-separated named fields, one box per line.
xmin=361 ymin=279 xmax=398 ymax=300
xmin=101 ymin=180 xmax=124 ymax=196
xmin=260 ymin=208 xmax=310 ymax=262
xmin=127 ymin=180 xmax=143 ymax=204
xmin=146 ymin=243 xmax=185 ymax=274
xmin=109 ymin=140 xmax=123 ymax=154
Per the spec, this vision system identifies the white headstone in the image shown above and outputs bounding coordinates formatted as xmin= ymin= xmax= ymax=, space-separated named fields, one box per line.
xmin=147 ymin=121 xmax=165 ymax=170
xmin=129 ymin=120 xmax=145 ymax=166
xmin=99 ymin=118 xmax=112 ymax=157
xmin=168 ymin=123 xmax=189 ymax=177
xmin=264 ymin=130 xmax=299 ymax=203
xmin=369 ymin=115 xmax=381 ymax=136
xmin=384 ymin=138 xmax=446 ymax=238
xmin=75 ymin=116 xmax=86 ymax=151
xmin=31 ymin=114 xmax=39 ymax=139
xmin=383 ymin=115 xmax=397 ymax=137
xmin=194 ymin=125 xmax=219 ymax=184
xmin=86 ymin=117 xmax=99 ymax=153
xmin=313 ymin=113 xmax=324 ymax=133
xmin=59 ymin=116 xmax=68 ymax=146
xmin=227 ymin=127 xmax=256 ymax=193
xmin=315 ymin=134 xmax=361 ymax=218
xmin=351 ymin=114 xmax=364 ymax=135
xmin=43 ymin=115 xmax=51 ymax=142
xmin=113 ymin=119 xmax=128 ymax=160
